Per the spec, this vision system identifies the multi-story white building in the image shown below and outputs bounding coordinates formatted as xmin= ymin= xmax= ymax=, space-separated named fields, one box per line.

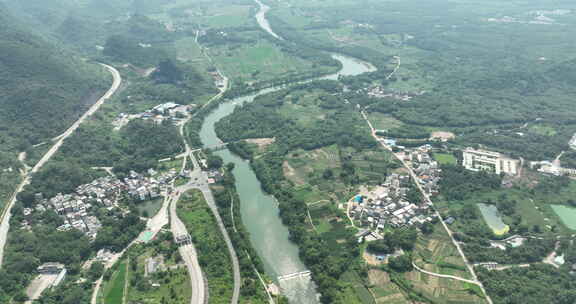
xmin=462 ymin=148 xmax=519 ymax=175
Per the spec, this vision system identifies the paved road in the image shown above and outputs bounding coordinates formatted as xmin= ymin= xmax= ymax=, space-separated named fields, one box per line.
xmin=0 ymin=63 xmax=122 ymax=269
xmin=169 ymin=191 xmax=207 ymax=304
xmin=360 ymin=110 xmax=494 ymax=304
xmin=175 ymin=67 xmax=240 ymax=304
xmin=177 ymin=137 xmax=241 ymax=304
xmin=90 ymin=190 xmax=174 ymax=304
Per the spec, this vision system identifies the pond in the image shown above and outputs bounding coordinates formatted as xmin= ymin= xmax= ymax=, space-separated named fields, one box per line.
xmin=551 ymin=204 xmax=576 ymax=230
xmin=477 ymin=203 xmax=509 ymax=236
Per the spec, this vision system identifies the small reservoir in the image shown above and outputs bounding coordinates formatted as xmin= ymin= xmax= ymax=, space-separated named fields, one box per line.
xmin=477 ymin=203 xmax=509 ymax=236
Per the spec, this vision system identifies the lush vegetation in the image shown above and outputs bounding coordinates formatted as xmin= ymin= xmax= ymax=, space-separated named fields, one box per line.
xmin=211 ymin=167 xmax=278 ymax=303
xmin=215 ymin=82 xmax=389 ymax=303
xmin=98 ymin=231 xmax=192 ymax=304
xmin=0 ymin=203 xmax=144 ymax=302
xmin=177 ymin=189 xmax=234 ymax=304
xmin=265 ymin=0 xmax=576 ymax=161
xmin=478 ymin=265 xmax=576 ymax=304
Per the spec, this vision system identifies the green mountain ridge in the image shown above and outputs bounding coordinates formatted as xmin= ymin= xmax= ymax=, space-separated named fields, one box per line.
xmin=0 ymin=3 xmax=109 ymax=150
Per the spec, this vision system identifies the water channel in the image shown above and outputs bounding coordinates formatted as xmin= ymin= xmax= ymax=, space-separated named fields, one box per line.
xmin=197 ymin=2 xmax=376 ymax=303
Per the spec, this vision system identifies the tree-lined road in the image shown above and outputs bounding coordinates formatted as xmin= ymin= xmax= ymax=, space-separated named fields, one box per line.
xmin=0 ymin=63 xmax=122 ymax=269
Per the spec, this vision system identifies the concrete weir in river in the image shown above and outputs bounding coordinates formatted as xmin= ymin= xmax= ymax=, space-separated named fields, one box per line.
xmin=195 ymin=2 xmax=376 ymax=302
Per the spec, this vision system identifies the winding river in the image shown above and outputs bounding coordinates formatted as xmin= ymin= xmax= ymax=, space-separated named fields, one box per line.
xmin=198 ymin=2 xmax=376 ymax=303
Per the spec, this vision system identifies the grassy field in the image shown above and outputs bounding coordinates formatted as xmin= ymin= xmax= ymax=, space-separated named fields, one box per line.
xmin=158 ymin=158 xmax=183 ymax=172
xmin=177 ymin=189 xmax=233 ymax=304
xmin=197 ymin=4 xmax=253 ymax=28
xmin=550 ymin=204 xmax=576 ymax=230
xmin=433 ymin=153 xmax=458 ymax=165
xmin=210 ymin=38 xmax=329 ymax=83
xmin=366 ymin=112 xmax=404 ymax=131
xmin=103 ymin=262 xmax=127 ymax=304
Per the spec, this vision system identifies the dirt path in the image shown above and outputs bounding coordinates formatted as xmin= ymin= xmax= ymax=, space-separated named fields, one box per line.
xmin=412 ymin=262 xmax=482 ymax=285
xmin=385 ymin=56 xmax=401 ymax=80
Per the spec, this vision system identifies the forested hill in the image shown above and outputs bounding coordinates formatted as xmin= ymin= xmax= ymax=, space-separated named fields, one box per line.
xmin=0 ymin=4 xmax=109 ymax=150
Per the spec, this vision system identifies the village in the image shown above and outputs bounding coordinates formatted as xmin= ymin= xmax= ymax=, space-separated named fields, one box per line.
xmin=350 ymin=145 xmax=440 ymax=240
xmin=112 ymin=102 xmax=193 ymax=130
xmin=21 ymin=169 xmax=179 ymax=239
xmin=363 ymin=85 xmax=426 ymax=101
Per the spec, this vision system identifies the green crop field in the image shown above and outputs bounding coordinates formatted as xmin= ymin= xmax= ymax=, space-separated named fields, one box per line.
xmin=103 ymin=262 xmax=127 ymax=304
xmin=210 ymin=39 xmax=326 ymax=83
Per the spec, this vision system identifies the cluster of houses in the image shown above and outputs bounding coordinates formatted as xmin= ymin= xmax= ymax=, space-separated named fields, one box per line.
xmin=531 ymin=161 xmax=576 ymax=177
xmin=363 ymin=86 xmax=425 ymax=101
xmin=208 ymin=70 xmax=226 ymax=89
xmin=112 ymin=102 xmax=193 ymax=130
xmin=350 ymin=173 xmax=435 ymax=233
xmin=396 ymin=145 xmax=442 ymax=196
xmin=22 ymin=169 xmax=178 ymax=239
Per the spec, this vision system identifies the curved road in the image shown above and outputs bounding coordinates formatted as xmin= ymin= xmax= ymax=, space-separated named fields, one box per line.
xmin=169 ymin=191 xmax=207 ymax=304
xmin=0 ymin=63 xmax=122 ymax=269
xmin=412 ymin=262 xmax=482 ymax=285
xmin=177 ymin=125 xmax=241 ymax=304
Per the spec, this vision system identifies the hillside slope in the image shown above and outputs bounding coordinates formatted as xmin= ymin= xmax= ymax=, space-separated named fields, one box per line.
xmin=0 ymin=4 xmax=109 ymax=210
xmin=0 ymin=4 xmax=109 ymax=149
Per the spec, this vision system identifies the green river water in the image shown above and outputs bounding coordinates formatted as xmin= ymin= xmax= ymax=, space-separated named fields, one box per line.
xmin=198 ymin=55 xmax=375 ymax=302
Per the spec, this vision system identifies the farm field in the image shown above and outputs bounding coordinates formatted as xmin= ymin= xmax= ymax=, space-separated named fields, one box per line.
xmin=403 ymin=270 xmax=486 ymax=304
xmin=366 ymin=113 xmax=404 ymax=131
xmin=413 ymin=223 xmax=473 ymax=280
xmin=284 ymin=145 xmax=391 ymax=204
xmin=209 ymin=38 xmax=331 ymax=83
xmin=368 ymin=270 xmax=410 ymax=304
xmin=102 ymin=262 xmax=127 ymax=304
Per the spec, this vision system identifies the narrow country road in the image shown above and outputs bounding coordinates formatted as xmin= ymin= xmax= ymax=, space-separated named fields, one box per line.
xmin=412 ymin=262 xmax=481 ymax=285
xmin=385 ymin=56 xmax=401 ymax=80
xmin=360 ymin=110 xmax=494 ymax=304
xmin=0 ymin=63 xmax=122 ymax=269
